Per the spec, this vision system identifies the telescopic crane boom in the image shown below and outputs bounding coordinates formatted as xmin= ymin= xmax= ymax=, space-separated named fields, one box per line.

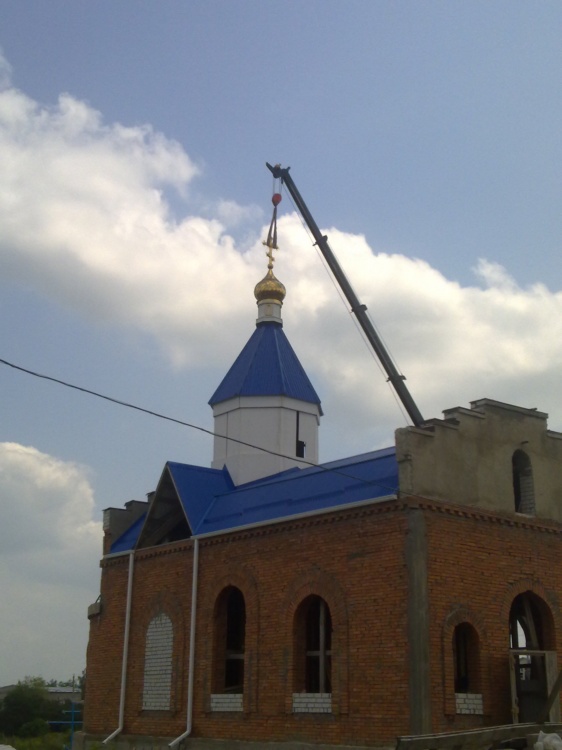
xmin=266 ymin=162 xmax=425 ymax=428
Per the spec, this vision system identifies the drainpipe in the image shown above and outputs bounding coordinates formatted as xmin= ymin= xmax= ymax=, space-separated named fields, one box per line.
xmin=169 ymin=537 xmax=199 ymax=748
xmin=103 ymin=550 xmax=135 ymax=745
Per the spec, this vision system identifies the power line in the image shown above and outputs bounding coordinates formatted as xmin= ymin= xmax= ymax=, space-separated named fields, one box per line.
xmin=0 ymin=356 xmax=278 ymax=455
xmin=0 ymin=356 xmax=396 ymax=490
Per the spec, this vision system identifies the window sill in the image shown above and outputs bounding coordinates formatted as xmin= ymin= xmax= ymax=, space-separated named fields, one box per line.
xmin=455 ymin=692 xmax=483 ymax=715
xmin=292 ymin=693 xmax=332 ymax=714
xmin=210 ymin=694 xmax=243 ymax=712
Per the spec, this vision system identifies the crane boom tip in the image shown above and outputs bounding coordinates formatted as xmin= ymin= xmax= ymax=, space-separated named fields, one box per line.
xmin=266 ymin=162 xmax=289 ymax=178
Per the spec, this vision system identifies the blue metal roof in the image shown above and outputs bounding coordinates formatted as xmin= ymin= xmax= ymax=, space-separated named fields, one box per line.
xmin=208 ymin=322 xmax=322 ymax=410
xmin=110 ymin=512 xmax=146 ymax=554
xmin=167 ymin=462 xmax=234 ymax=532
xmin=195 ymin=447 xmax=397 ymax=534
xmin=109 ymin=447 xmax=398 ymax=553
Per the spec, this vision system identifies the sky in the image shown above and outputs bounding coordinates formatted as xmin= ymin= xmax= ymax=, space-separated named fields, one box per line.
xmin=1 ymin=1 xmax=562 ymax=684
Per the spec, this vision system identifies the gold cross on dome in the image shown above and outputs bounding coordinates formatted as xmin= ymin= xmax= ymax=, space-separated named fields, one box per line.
xmin=263 ymin=240 xmax=276 ymax=270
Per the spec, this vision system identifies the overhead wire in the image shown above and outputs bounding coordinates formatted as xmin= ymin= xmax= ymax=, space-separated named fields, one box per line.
xmin=0 ymin=180 xmax=419 ymax=495
xmin=0 ymin=355 xmax=461 ymax=517
xmin=0 ymin=356 xmax=399 ymax=492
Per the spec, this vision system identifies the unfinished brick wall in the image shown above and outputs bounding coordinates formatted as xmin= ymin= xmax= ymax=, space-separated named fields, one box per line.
xmin=190 ymin=503 xmax=410 ymax=746
xmin=84 ymin=502 xmax=411 ymax=746
xmin=84 ymin=541 xmax=192 ymax=739
xmin=124 ymin=541 xmax=191 ymax=739
xmin=422 ymin=500 xmax=562 ymax=734
xmin=83 ymin=554 xmax=129 ymax=734
xmin=83 ymin=496 xmax=562 ymax=747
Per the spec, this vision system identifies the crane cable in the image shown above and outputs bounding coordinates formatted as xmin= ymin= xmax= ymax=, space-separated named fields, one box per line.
xmin=265 ymin=172 xmax=283 ymax=250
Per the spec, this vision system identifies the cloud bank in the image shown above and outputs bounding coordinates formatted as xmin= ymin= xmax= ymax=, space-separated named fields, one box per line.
xmin=0 ymin=443 xmax=101 ymax=682
xmin=2 ymin=52 xmax=562 ymax=437
xmin=1 ymin=55 xmax=561 ymax=445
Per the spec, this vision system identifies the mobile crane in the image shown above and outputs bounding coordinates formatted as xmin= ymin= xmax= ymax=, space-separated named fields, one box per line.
xmin=266 ymin=162 xmax=425 ymax=429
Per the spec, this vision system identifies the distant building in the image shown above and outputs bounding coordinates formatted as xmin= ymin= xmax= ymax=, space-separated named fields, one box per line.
xmin=46 ymin=686 xmax=82 ymax=704
xmin=79 ymin=245 xmax=562 ymax=749
xmin=0 ymin=684 xmax=81 ymax=704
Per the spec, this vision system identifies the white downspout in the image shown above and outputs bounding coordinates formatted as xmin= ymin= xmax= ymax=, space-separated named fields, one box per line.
xmin=103 ymin=550 xmax=135 ymax=745
xmin=169 ymin=537 xmax=199 ymax=748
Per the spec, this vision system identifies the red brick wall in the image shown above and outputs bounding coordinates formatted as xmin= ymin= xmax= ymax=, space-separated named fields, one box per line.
xmin=84 ymin=498 xmax=562 ymax=745
xmin=83 ymin=554 xmax=129 ymax=733
xmin=85 ymin=503 xmax=411 ymax=745
xmin=191 ymin=506 xmax=410 ymax=745
xmin=423 ymin=501 xmax=562 ymax=734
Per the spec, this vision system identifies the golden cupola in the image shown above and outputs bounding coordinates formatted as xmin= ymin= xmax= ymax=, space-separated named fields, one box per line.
xmin=254 ymin=268 xmax=286 ymax=305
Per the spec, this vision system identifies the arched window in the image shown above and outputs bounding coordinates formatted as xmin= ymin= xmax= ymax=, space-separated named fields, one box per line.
xmin=142 ymin=612 xmax=173 ymax=710
xmin=512 ymin=450 xmax=535 ymax=515
xmin=453 ymin=622 xmax=480 ymax=694
xmin=213 ymin=586 xmax=246 ymax=694
xmin=509 ymin=591 xmax=554 ymax=651
xmin=509 ymin=591 xmax=558 ymax=722
xmin=294 ymin=595 xmax=332 ymax=693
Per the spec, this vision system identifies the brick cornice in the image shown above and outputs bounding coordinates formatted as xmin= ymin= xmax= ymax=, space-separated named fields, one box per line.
xmin=99 ymin=500 xmax=404 ymax=562
xmin=135 ymin=538 xmax=193 ymax=560
xmin=401 ymin=494 xmax=562 ymax=534
xmin=101 ymin=538 xmax=194 ymax=567
xmin=198 ymin=497 xmax=405 ymax=548
xmin=100 ymin=494 xmax=561 ymax=564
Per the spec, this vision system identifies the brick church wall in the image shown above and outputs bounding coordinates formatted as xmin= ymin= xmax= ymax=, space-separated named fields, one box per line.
xmin=84 ymin=553 xmax=130 ymax=734
xmin=85 ymin=501 xmax=412 ymax=746
xmin=84 ymin=495 xmax=562 ymax=746
xmin=193 ymin=504 xmax=410 ymax=745
xmin=422 ymin=501 xmax=562 ymax=734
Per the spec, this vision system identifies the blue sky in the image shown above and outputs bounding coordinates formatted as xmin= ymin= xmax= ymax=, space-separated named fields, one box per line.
xmin=1 ymin=1 xmax=562 ymax=683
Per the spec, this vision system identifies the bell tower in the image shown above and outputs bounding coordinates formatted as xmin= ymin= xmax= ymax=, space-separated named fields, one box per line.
xmin=209 ymin=193 xmax=322 ymax=485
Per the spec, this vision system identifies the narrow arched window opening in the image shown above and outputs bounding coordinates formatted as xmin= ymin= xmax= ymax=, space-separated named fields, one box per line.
xmin=225 ymin=587 xmax=246 ymax=693
xmin=453 ymin=622 xmax=480 ymax=694
xmin=292 ymin=595 xmax=333 ymax=714
xmin=294 ymin=595 xmax=332 ymax=694
xmin=512 ymin=450 xmax=535 ymax=515
xmin=306 ymin=596 xmax=332 ymax=692
xmin=296 ymin=411 xmax=306 ymax=458
xmin=212 ymin=585 xmax=246 ymax=702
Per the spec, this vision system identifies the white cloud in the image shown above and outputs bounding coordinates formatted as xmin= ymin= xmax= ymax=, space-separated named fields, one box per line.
xmin=0 ymin=443 xmax=101 ymax=682
xmin=0 ymin=74 xmax=267 ymax=367
xmin=1 ymin=61 xmax=562 ymax=442
xmin=0 ymin=48 xmax=11 ymax=91
xmin=216 ymin=199 xmax=263 ymax=228
xmin=2 ymin=58 xmax=562 ymax=442
xmin=262 ymin=219 xmax=562 ymax=452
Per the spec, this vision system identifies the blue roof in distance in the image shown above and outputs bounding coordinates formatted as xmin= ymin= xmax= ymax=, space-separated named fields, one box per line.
xmin=209 ymin=322 xmax=321 ymax=410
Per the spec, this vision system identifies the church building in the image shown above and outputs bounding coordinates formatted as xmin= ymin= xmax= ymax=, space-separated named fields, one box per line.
xmin=79 ymin=212 xmax=562 ymax=750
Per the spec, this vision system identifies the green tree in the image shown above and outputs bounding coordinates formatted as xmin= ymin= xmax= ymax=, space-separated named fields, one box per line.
xmin=0 ymin=683 xmax=50 ymax=736
xmin=17 ymin=717 xmax=50 ymax=737
xmin=18 ymin=676 xmax=47 ymax=688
